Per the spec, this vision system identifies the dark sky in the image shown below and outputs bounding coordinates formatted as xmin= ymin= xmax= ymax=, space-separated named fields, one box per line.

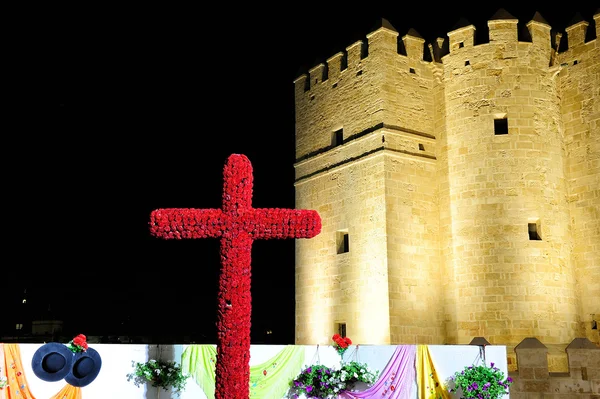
xmin=7 ymin=3 xmax=596 ymax=343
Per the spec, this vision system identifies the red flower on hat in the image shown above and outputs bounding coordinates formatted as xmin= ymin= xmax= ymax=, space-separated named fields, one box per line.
xmin=67 ymin=334 xmax=88 ymax=353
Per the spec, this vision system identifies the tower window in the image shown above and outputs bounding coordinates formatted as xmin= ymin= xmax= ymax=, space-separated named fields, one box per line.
xmin=336 ymin=230 xmax=349 ymax=254
xmin=528 ymin=223 xmax=541 ymax=240
xmin=356 ymin=70 xmax=363 ymax=76
xmin=332 ymin=128 xmax=343 ymax=147
xmin=418 ymin=143 xmax=425 ymax=151
xmin=336 ymin=322 xmax=347 ymax=338
xmin=494 ymin=118 xmax=508 ymax=135
xmin=409 ymin=68 xmax=415 ymax=74
xmin=458 ymin=42 xmax=464 ymax=48
xmin=465 ymin=60 xmax=470 ymax=66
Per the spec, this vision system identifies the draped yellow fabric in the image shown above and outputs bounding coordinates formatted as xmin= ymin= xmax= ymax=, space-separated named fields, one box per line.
xmin=182 ymin=345 xmax=305 ymax=399
xmin=416 ymin=345 xmax=450 ymax=399
xmin=2 ymin=344 xmax=37 ymax=399
xmin=49 ymin=384 xmax=82 ymax=399
xmin=248 ymin=345 xmax=305 ymax=399
xmin=181 ymin=345 xmax=217 ymax=399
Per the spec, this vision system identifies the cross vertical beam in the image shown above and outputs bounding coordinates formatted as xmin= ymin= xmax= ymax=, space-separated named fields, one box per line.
xmin=149 ymin=154 xmax=321 ymax=398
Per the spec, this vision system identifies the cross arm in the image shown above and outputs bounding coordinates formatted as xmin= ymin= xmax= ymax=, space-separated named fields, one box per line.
xmin=250 ymin=208 xmax=321 ymax=240
xmin=149 ymin=208 xmax=225 ymax=239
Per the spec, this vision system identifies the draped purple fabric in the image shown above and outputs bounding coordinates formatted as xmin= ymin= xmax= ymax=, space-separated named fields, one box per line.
xmin=339 ymin=345 xmax=416 ymax=399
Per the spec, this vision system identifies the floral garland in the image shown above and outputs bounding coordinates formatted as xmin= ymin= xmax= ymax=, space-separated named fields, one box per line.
xmin=149 ymin=154 xmax=321 ymax=399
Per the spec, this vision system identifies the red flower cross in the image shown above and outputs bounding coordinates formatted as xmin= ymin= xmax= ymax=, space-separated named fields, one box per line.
xmin=149 ymin=154 xmax=321 ymax=399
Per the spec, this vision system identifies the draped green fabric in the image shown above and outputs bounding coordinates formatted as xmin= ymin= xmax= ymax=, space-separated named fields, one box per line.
xmin=181 ymin=345 xmax=305 ymax=399
xmin=181 ymin=345 xmax=217 ymax=399
xmin=248 ymin=345 xmax=305 ymax=399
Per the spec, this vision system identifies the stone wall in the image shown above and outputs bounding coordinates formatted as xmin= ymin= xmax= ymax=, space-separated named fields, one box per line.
xmin=510 ymin=337 xmax=600 ymax=398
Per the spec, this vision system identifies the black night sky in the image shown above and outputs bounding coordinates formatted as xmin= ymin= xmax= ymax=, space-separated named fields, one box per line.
xmin=5 ymin=3 xmax=596 ymax=343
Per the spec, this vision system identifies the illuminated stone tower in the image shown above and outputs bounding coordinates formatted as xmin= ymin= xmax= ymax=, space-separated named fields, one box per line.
xmin=293 ymin=9 xmax=599 ymax=369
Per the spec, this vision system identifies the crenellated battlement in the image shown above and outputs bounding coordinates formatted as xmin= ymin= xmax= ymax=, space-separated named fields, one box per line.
xmin=510 ymin=337 xmax=600 ymax=397
xmin=294 ymin=9 xmax=599 ymax=96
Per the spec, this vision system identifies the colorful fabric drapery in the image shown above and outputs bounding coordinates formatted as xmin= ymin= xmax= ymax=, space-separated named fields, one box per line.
xmin=416 ymin=345 xmax=450 ymax=399
xmin=49 ymin=384 xmax=82 ymax=399
xmin=0 ymin=344 xmax=8 ymax=399
xmin=248 ymin=345 xmax=305 ymax=398
xmin=1 ymin=344 xmax=37 ymax=399
xmin=182 ymin=345 xmax=217 ymax=399
xmin=339 ymin=345 xmax=416 ymax=399
xmin=182 ymin=344 xmax=305 ymax=399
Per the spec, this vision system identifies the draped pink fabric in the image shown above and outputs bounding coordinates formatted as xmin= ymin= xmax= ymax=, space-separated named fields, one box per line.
xmin=339 ymin=345 xmax=416 ymax=399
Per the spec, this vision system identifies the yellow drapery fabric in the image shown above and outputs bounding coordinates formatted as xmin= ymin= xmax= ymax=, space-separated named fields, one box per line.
xmin=2 ymin=344 xmax=37 ymax=399
xmin=182 ymin=345 xmax=306 ymax=399
xmin=49 ymin=384 xmax=82 ymax=399
xmin=181 ymin=345 xmax=217 ymax=399
xmin=416 ymin=345 xmax=450 ymax=399
xmin=248 ymin=345 xmax=305 ymax=399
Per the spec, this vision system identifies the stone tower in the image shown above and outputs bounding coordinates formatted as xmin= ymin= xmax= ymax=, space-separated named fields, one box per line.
xmin=293 ymin=9 xmax=599 ymax=369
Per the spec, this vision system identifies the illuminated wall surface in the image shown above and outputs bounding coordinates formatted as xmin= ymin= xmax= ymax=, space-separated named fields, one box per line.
xmin=293 ymin=10 xmax=600 ymax=371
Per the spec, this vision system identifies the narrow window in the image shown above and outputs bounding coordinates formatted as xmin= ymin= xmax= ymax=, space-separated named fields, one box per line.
xmin=409 ymin=67 xmax=415 ymax=74
xmin=332 ymin=128 xmax=343 ymax=147
xmin=418 ymin=143 xmax=425 ymax=151
xmin=303 ymin=79 xmax=310 ymax=92
xmin=356 ymin=70 xmax=363 ymax=76
xmin=573 ymin=60 xmax=578 ymax=65
xmin=458 ymin=42 xmax=464 ymax=48
xmin=310 ymin=95 xmax=315 ymax=101
xmin=465 ymin=60 xmax=470 ymax=66
xmin=494 ymin=117 xmax=508 ymax=135
xmin=16 ymin=323 xmax=23 ymax=330
xmin=332 ymin=82 xmax=338 ymax=89
xmin=336 ymin=230 xmax=349 ymax=254
xmin=337 ymin=322 xmax=347 ymax=338
xmin=528 ymin=223 xmax=541 ymax=240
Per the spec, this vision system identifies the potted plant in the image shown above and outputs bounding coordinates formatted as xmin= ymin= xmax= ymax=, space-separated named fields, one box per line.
xmin=447 ymin=362 xmax=513 ymax=399
xmin=338 ymin=360 xmax=378 ymax=391
xmin=126 ymin=359 xmax=189 ymax=397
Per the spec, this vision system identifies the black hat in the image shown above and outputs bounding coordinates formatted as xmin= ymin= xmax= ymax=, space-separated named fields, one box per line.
xmin=64 ymin=347 xmax=102 ymax=387
xmin=31 ymin=342 xmax=74 ymax=382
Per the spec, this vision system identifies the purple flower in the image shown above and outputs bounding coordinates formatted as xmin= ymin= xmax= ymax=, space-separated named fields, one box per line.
xmin=507 ymin=376 xmax=513 ymax=383
xmin=490 ymin=362 xmax=495 ymax=368
xmin=483 ymin=382 xmax=491 ymax=390
xmin=306 ymin=386 xmax=313 ymax=393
